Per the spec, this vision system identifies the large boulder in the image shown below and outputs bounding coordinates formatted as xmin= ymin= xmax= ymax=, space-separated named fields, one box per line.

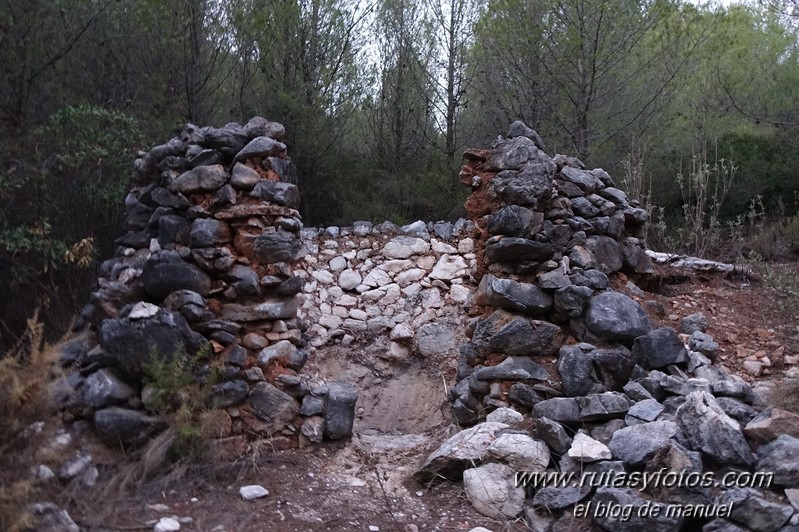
xmin=463 ymin=463 xmax=525 ymax=519
xmin=471 ymin=310 xmax=563 ymax=357
xmin=414 ymin=422 xmax=510 ymax=482
xmin=247 ymin=382 xmax=300 ymax=434
xmin=253 ymin=230 xmax=301 ymax=264
xmin=578 ymin=291 xmax=652 ymax=346
xmin=142 ymin=254 xmax=212 ymax=299
xmin=94 ymin=407 xmax=167 ymax=448
xmin=474 ymin=274 xmax=553 ymax=315
xmin=632 ymin=328 xmax=689 ymax=369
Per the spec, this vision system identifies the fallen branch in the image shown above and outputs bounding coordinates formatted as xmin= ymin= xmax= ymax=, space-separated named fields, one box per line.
xmin=645 ymin=250 xmax=754 ymax=279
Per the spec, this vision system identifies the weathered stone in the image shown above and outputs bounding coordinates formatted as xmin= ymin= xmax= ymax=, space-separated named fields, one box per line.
xmin=338 ymin=269 xmax=362 ymax=290
xmin=190 ymin=218 xmax=231 ymax=248
xmin=250 ymin=180 xmax=300 ymax=209
xmin=486 ymin=407 xmax=524 ymax=425
xmin=492 ymin=164 xmax=555 ymax=209
xmin=632 ymin=327 xmax=689 ymax=369
xmin=568 ymin=432 xmax=612 ymax=462
xmin=253 ymin=230 xmax=301 ymax=263
xmin=239 ymin=485 xmax=269 ymax=500
xmin=626 ymin=399 xmax=665 ymax=423
xmin=676 ymin=391 xmax=754 ymax=466
xmin=248 ymin=382 xmax=299 ymax=434
xmin=553 ymin=285 xmax=593 ymax=318
xmin=430 ymin=254 xmax=468 ymax=280
xmin=142 ymin=258 xmax=211 ymax=299
xmin=581 ymin=291 xmax=652 ymax=345
xmin=221 ymin=299 xmax=298 ymax=321
xmin=207 ymin=380 xmax=248 ymax=408
xmin=27 ymin=502 xmax=80 ymax=532
xmin=756 ymin=435 xmax=799 ymax=486
xmin=508 ymin=383 xmax=545 ymax=409
xmin=486 ymin=205 xmax=544 ymax=237
xmin=608 ymin=420 xmax=682 ymax=467
xmin=533 ymin=397 xmax=581 ymax=424
xmin=592 ymin=487 xmax=683 ymax=532
xmin=415 ymin=323 xmax=457 ymax=357
xmin=81 ymin=368 xmax=135 ymax=409
xmin=324 ymin=382 xmax=358 ymax=440
xmin=689 ymin=331 xmax=719 ymax=356
xmin=94 ymin=407 xmax=166 ymax=448
xmin=535 ymin=417 xmax=573 ymax=454
xmin=485 ymin=236 xmax=555 ymax=264
xmin=230 ymin=162 xmax=261 ymax=189
xmin=170 ymin=164 xmax=228 ymax=194
xmin=584 ymin=235 xmax=623 ymax=274
xmin=680 ymin=313 xmax=708 ymax=334
xmin=472 ymin=310 xmax=563 ymax=357
xmin=559 ymin=166 xmax=604 ymax=194
xmin=301 ymin=416 xmax=325 ymax=443
xmin=475 ymin=274 xmax=553 ymax=315
xmin=719 ymin=488 xmax=793 ymax=532
xmin=256 ymin=340 xmax=307 ymax=371
xmin=532 ymin=485 xmax=592 ymax=512
xmin=716 ymin=397 xmax=756 ymax=424
xmin=463 ymin=462 xmax=525 ymax=519
xmin=234 ymin=136 xmax=286 ymax=162
xmin=474 ymin=356 xmax=549 ymax=381
xmin=488 ymin=433 xmax=550 ymax=471
xmin=414 ymin=422 xmax=510 ymax=482
xmin=485 ymin=136 xmax=553 ymax=172
xmin=577 ymin=392 xmax=630 ymax=422
xmin=745 ymin=407 xmax=799 ymax=442
xmin=382 ymin=236 xmax=430 ymax=259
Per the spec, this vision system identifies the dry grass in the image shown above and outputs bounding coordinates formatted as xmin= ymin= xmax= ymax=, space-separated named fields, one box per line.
xmin=0 ymin=310 xmax=64 ymax=531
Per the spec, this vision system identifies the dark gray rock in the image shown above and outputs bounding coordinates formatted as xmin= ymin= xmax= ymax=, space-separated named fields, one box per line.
xmin=623 ymin=380 xmax=655 ymax=401
xmin=300 ymin=395 xmax=325 ymax=416
xmin=94 ymin=407 xmax=166 ymax=448
xmin=207 ymin=380 xmax=248 ymax=408
xmin=592 ymin=487 xmax=683 ymax=532
xmin=585 ymin=235 xmax=623 ymax=275
xmin=485 ymin=236 xmax=555 ymax=264
xmin=142 ymin=257 xmax=211 ymax=299
xmin=675 ymin=391 xmax=754 ymax=466
xmin=580 ymin=291 xmax=652 ymax=346
xmin=558 ymin=345 xmax=601 ymax=397
xmin=158 ymin=214 xmax=190 ymax=246
xmin=622 ymin=241 xmax=655 ymax=274
xmin=632 ymin=328 xmax=689 ymax=370
xmin=608 ymin=420 xmax=682 ymax=466
xmin=536 ymin=417 xmax=573 ymax=454
xmin=626 ymin=399 xmax=664 ymax=423
xmin=507 ymin=121 xmax=546 ymax=151
xmin=415 ymin=323 xmax=457 ymax=357
xmin=471 ymin=310 xmax=563 ymax=357
xmin=756 ymin=435 xmax=799 ymax=486
xmin=81 ymin=368 xmax=135 ymax=410
xmin=250 ymin=180 xmax=300 ymax=209
xmin=275 ymin=275 xmax=303 ymax=296
xmin=226 ymin=265 xmax=260 ymax=296
xmin=474 ymin=274 xmax=553 ymax=315
xmin=190 ymin=218 xmax=231 ymax=248
xmin=324 ymin=382 xmax=358 ymax=440
xmin=150 ymin=187 xmax=190 ymax=209
xmin=570 ymin=196 xmax=600 ymax=218
xmin=234 ymin=136 xmax=286 ymax=163
xmin=253 ymin=230 xmax=301 ymax=264
xmin=533 ymin=397 xmax=581 ymax=424
xmin=719 ymin=488 xmax=793 ymax=532
xmin=188 ymin=148 xmax=224 ymax=168
xmin=230 ymin=162 xmax=262 ymax=189
xmin=98 ymin=308 xmax=208 ymax=380
xmin=689 ymin=331 xmax=719 ymax=356
xmin=170 ymin=164 xmax=228 ymax=194
xmin=553 ymin=285 xmax=593 ymax=318
xmin=703 ymin=519 xmax=751 ymax=532
xmin=715 ymin=397 xmax=756 ymax=424
xmin=577 ymin=392 xmax=630 ymax=422
xmin=256 ymin=340 xmax=307 ymax=371
xmin=559 ymin=166 xmax=604 ymax=194
xmin=508 ymin=383 xmax=545 ymax=408
xmin=492 ymin=163 xmax=555 ymax=209
xmin=221 ymin=299 xmax=298 ymax=322
xmin=485 ymin=136 xmax=553 ymax=172
xmin=681 ymin=313 xmax=708 ymax=334
xmin=486 ymin=205 xmax=544 ymax=237
xmin=533 ymin=485 xmax=592 ymax=511
xmin=248 ymin=382 xmax=300 ymax=433
xmin=473 ymin=357 xmax=549 ymax=381
xmin=538 ymin=268 xmax=571 ymax=290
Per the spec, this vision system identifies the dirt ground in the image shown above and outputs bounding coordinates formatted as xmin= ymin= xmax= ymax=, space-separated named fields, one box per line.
xmin=12 ymin=260 xmax=799 ymax=532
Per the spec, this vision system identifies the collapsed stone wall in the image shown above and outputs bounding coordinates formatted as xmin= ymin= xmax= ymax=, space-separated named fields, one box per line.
xmin=56 ymin=118 xmax=357 ymax=453
xmin=413 ymin=123 xmax=799 ymax=531
xmin=449 ymin=121 xmax=655 ymax=424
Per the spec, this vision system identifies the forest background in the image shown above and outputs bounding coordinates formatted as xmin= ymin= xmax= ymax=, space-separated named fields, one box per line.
xmin=2 ymin=0 xmax=799 ymax=350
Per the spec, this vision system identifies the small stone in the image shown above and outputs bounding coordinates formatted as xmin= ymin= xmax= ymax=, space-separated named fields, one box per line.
xmin=154 ymin=517 xmax=181 ymax=532
xmin=239 ymin=485 xmax=269 ymax=500
xmin=568 ymin=432 xmax=611 ymax=462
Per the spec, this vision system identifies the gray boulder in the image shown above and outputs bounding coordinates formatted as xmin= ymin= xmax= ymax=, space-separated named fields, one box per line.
xmin=474 ymin=274 xmax=553 ymax=315
xmin=94 ymin=407 xmax=166 ymax=448
xmin=414 ymin=422 xmax=510 ymax=482
xmin=324 ymin=382 xmax=358 ymax=440
xmin=580 ymin=291 xmax=652 ymax=346
xmin=250 ymin=180 xmax=300 ymax=209
xmin=463 ymin=462 xmax=525 ymax=519
xmin=577 ymin=392 xmax=630 ymax=422
xmin=608 ymin=420 xmax=682 ymax=467
xmin=487 ymin=432 xmax=550 ymax=471
xmin=169 ymin=164 xmax=228 ymax=194
xmin=142 ymin=256 xmax=211 ymax=299
xmin=253 ymin=230 xmax=301 ymax=264
xmin=492 ymin=163 xmax=555 ymax=209
xmin=486 ymin=205 xmax=544 ymax=237
xmin=484 ymin=236 xmax=555 ymax=264
xmin=472 ymin=310 xmax=563 ymax=357
xmin=632 ymin=327 xmax=689 ymax=369
xmin=676 ymin=391 xmax=754 ymax=466
xmin=553 ymin=285 xmax=593 ymax=318
xmin=755 ymin=435 xmax=799 ymax=486
xmin=533 ymin=397 xmax=581 ymax=424
xmin=234 ymin=136 xmax=286 ymax=163
xmin=485 ymin=136 xmax=552 ymax=172
xmin=585 ymin=235 xmax=623 ymax=274
xmin=190 ymin=218 xmax=231 ymax=248
xmin=535 ymin=417 xmax=573 ymax=454
xmin=80 ymin=368 xmax=136 ymax=410
xmin=248 ymin=382 xmax=300 ymax=434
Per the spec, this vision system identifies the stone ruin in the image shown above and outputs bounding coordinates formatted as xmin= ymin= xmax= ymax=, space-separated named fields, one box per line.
xmin=414 ymin=122 xmax=799 ymax=531
xmin=56 ymin=117 xmax=358 ymax=453
xmin=51 ymin=117 xmax=799 ymax=531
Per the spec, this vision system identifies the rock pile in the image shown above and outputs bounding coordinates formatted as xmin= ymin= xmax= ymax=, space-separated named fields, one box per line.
xmin=55 ymin=118 xmax=357 ymax=452
xmin=415 ymin=123 xmax=799 ymax=531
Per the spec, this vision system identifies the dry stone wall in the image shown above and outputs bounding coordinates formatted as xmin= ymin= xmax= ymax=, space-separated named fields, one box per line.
xmin=57 ymin=118 xmax=358 ymax=453
xmin=294 ymin=220 xmax=477 ymax=357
